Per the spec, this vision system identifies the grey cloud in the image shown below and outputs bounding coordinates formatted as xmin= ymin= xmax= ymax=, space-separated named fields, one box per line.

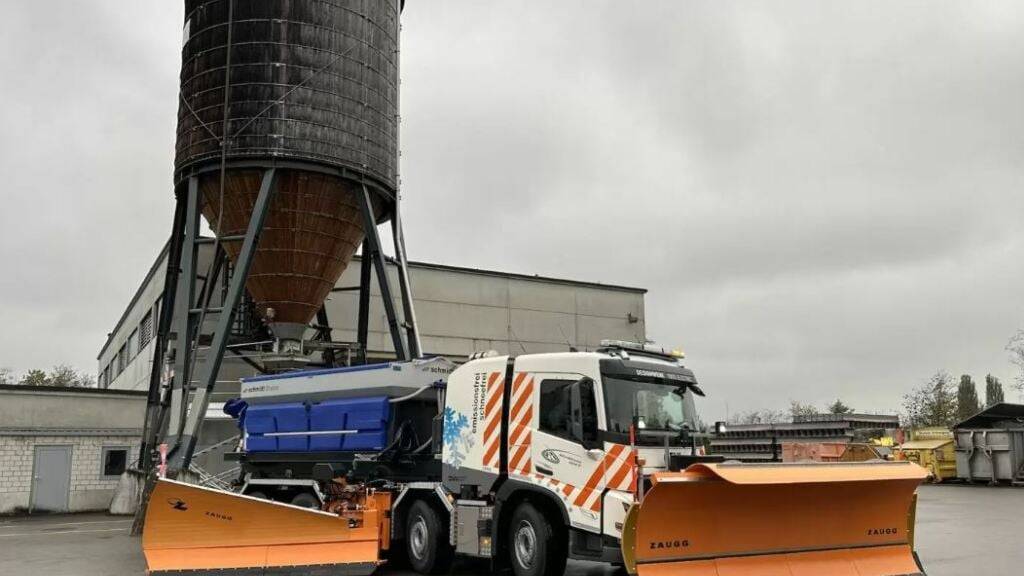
xmin=1 ymin=1 xmax=1022 ymax=420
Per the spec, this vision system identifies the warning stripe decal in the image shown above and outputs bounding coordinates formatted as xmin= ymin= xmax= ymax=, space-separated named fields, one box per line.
xmin=482 ymin=371 xmax=504 ymax=468
xmin=525 ymin=447 xmax=636 ymax=514
xmin=509 ymin=378 xmax=534 ymax=424
xmin=573 ymin=443 xmax=625 ymax=508
xmin=507 ymin=372 xmax=535 ymax=479
xmin=606 ymin=450 xmax=636 ymax=493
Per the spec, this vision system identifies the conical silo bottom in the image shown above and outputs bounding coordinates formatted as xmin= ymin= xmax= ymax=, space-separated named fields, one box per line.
xmin=199 ymin=169 xmax=370 ymax=334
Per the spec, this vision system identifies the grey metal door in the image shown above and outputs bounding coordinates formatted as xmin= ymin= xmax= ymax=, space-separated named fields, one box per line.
xmin=31 ymin=445 xmax=71 ymax=512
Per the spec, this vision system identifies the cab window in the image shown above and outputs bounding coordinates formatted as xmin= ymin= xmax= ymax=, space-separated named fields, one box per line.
xmin=539 ymin=378 xmax=598 ymax=444
xmin=539 ymin=379 xmax=574 ymax=438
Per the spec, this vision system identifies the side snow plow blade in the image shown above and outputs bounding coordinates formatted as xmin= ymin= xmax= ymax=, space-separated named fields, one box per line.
xmin=142 ymin=479 xmax=389 ymax=575
xmin=621 ymin=461 xmax=928 ymax=576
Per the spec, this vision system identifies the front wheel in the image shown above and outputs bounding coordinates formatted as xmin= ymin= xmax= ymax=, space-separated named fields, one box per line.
xmin=290 ymin=492 xmax=320 ymax=509
xmin=508 ymin=502 xmax=566 ymax=576
xmin=406 ymin=499 xmax=453 ymax=574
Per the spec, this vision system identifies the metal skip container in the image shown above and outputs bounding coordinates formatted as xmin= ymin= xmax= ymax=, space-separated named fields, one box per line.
xmin=953 ymin=403 xmax=1024 ymax=484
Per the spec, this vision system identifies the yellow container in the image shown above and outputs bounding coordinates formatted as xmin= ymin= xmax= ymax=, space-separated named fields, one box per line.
xmin=898 ymin=438 xmax=957 ymax=482
xmin=911 ymin=427 xmax=953 ymax=441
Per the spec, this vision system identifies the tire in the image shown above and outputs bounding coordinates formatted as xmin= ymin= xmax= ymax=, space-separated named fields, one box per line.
xmin=406 ymin=499 xmax=454 ymax=574
xmin=290 ymin=492 xmax=320 ymax=509
xmin=508 ymin=501 xmax=567 ymax=576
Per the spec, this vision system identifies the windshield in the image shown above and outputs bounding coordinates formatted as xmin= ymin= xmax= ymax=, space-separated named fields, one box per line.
xmin=603 ymin=376 xmax=697 ymax=434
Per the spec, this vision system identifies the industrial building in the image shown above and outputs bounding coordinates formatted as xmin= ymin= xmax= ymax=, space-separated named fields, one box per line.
xmin=0 ymin=385 xmax=145 ymax=514
xmin=98 ymin=241 xmax=647 ymax=474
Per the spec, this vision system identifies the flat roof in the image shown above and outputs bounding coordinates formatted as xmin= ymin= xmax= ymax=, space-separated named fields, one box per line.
xmin=792 ymin=413 xmax=901 ymax=424
xmin=99 ymin=238 xmax=647 ymax=359
xmin=0 ymin=384 xmax=148 ymax=397
xmin=399 ymin=257 xmax=647 ymax=295
xmin=955 ymin=402 xmax=1024 ymax=429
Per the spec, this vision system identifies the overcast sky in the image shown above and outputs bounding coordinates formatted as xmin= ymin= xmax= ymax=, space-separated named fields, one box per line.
xmin=1 ymin=2 xmax=1022 ymax=419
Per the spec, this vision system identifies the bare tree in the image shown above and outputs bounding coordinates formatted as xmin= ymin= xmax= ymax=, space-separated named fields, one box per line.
xmin=902 ymin=371 xmax=958 ymax=428
xmin=1007 ymin=331 xmax=1024 ymax=392
xmin=16 ymin=365 xmax=95 ymax=388
xmin=0 ymin=367 xmax=14 ymax=385
xmin=19 ymin=369 xmax=48 ymax=386
xmin=789 ymin=401 xmax=818 ymax=418
xmin=729 ymin=409 xmax=788 ymax=425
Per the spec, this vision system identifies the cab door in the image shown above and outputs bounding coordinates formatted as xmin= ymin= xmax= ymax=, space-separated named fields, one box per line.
xmin=509 ymin=370 xmax=605 ymax=532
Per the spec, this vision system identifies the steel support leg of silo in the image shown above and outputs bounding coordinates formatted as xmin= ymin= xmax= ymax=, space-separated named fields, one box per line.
xmin=138 ymin=187 xmax=187 ymax=470
xmin=391 ymin=199 xmax=422 ymax=358
xmin=356 ymin=239 xmax=372 ymax=364
xmin=168 ymin=168 xmax=278 ymax=471
xmin=164 ymin=176 xmax=201 ymax=451
xmin=358 ymin=183 xmax=409 ymax=361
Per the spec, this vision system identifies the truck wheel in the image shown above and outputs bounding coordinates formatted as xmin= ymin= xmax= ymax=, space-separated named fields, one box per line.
xmin=406 ymin=499 xmax=453 ymax=574
xmin=509 ymin=502 xmax=566 ymax=576
xmin=290 ymin=492 xmax=320 ymax=509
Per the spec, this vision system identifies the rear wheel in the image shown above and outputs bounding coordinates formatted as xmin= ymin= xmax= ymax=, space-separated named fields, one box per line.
xmin=508 ymin=501 xmax=566 ymax=576
xmin=406 ymin=499 xmax=453 ymax=574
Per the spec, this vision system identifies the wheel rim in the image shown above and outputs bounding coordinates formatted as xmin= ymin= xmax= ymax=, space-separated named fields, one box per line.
xmin=410 ymin=515 xmax=428 ymax=561
xmin=514 ymin=520 xmax=537 ymax=569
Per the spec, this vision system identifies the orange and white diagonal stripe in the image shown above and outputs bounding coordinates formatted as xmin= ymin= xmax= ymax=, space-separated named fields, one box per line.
xmin=564 ymin=444 xmax=636 ymax=512
xmin=482 ymin=371 xmax=504 ymax=469
xmin=507 ymin=372 xmax=535 ymax=476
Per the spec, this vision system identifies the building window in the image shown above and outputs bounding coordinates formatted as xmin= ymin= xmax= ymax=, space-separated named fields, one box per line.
xmin=117 ymin=344 xmax=126 ymax=374
xmin=139 ymin=310 xmax=153 ymax=349
xmin=101 ymin=446 xmax=129 ymax=479
xmin=127 ymin=329 xmax=138 ymax=360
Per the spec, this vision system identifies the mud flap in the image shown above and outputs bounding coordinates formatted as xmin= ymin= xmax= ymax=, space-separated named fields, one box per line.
xmin=143 ymin=479 xmax=388 ymax=575
xmin=621 ymin=462 xmax=928 ymax=576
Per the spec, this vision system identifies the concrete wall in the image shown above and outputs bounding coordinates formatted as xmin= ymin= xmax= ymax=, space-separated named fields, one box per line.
xmin=0 ymin=386 xmax=146 ymax=431
xmin=326 ymin=261 xmax=646 ymax=357
xmin=0 ymin=435 xmax=140 ymax=514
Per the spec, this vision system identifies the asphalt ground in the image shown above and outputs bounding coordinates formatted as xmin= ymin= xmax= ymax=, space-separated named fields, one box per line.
xmin=1 ymin=483 xmax=1020 ymax=576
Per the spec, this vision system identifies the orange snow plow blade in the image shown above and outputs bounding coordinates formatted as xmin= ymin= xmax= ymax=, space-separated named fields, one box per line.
xmin=142 ymin=479 xmax=389 ymax=575
xmin=621 ymin=461 xmax=928 ymax=576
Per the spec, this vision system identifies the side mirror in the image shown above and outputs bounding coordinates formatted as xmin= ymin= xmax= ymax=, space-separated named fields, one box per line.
xmin=714 ymin=421 xmax=728 ymax=434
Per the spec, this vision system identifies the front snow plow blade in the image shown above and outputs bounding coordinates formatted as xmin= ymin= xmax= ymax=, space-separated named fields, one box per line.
xmin=621 ymin=461 xmax=928 ymax=576
xmin=142 ymin=479 xmax=389 ymax=575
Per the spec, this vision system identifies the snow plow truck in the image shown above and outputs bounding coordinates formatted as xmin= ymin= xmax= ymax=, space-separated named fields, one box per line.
xmin=142 ymin=341 xmax=929 ymax=575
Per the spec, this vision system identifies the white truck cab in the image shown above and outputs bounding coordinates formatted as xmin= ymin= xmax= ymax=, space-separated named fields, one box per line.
xmin=440 ymin=341 xmax=708 ymax=575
